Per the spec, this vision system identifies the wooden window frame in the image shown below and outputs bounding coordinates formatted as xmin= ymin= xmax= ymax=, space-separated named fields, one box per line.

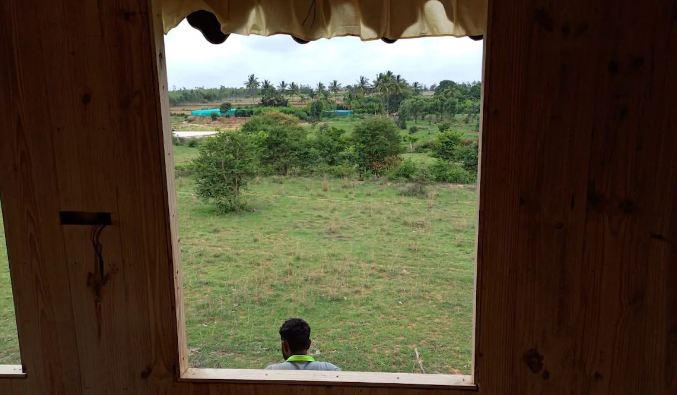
xmin=152 ymin=5 xmax=485 ymax=390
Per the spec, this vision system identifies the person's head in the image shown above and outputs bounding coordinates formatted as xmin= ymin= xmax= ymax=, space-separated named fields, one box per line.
xmin=278 ymin=318 xmax=311 ymax=359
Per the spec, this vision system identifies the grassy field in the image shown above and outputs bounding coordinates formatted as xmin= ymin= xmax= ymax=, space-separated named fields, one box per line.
xmin=0 ymin=134 xmax=478 ymax=373
xmin=171 ymin=140 xmax=477 ymax=373
xmin=0 ymin=204 xmax=20 ymax=364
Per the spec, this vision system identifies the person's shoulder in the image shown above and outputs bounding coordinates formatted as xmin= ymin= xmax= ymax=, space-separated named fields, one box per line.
xmin=265 ymin=361 xmax=293 ymax=370
xmin=315 ymin=361 xmax=341 ymax=371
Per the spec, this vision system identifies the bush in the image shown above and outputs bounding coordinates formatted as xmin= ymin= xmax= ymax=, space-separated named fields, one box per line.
xmin=311 ymin=124 xmax=348 ymax=166
xmin=412 ymin=139 xmax=435 ymax=153
xmin=192 ymin=131 xmax=258 ymax=213
xmin=234 ymin=109 xmax=254 ymax=117
xmin=398 ymin=182 xmax=428 ymax=198
xmin=433 ymin=130 xmax=464 ymax=161
xmin=242 ymin=113 xmax=306 ymax=175
xmin=220 ymin=102 xmax=232 ymax=113
xmin=210 ymin=112 xmax=219 ymax=121
xmin=429 ymin=160 xmax=474 ymax=184
xmin=454 ymin=141 xmax=479 ymax=172
xmin=187 ymin=139 xmax=199 ymax=148
xmin=174 ymin=164 xmax=194 ymax=178
xmin=388 ymin=159 xmax=418 ymax=180
xmin=438 ymin=122 xmax=452 ymax=133
xmin=352 ymin=117 xmax=402 ymax=173
xmin=409 ymin=126 xmax=420 ymax=134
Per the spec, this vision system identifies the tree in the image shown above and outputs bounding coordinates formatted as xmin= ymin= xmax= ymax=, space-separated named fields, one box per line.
xmin=329 ymin=80 xmax=341 ymax=104
xmin=433 ymin=130 xmax=464 ymax=161
xmin=244 ymin=74 xmax=260 ymax=104
xmin=219 ymin=102 xmax=232 ymax=114
xmin=241 ymin=113 xmax=305 ymax=175
xmin=289 ymin=82 xmax=300 ymax=102
xmin=192 ymin=132 xmax=258 ymax=213
xmin=356 ymin=76 xmax=370 ymax=98
xmin=352 ymin=117 xmax=401 ymax=173
xmin=278 ymin=81 xmax=288 ymax=97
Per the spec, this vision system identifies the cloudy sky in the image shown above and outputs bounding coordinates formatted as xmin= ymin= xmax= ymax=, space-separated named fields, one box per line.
xmin=164 ymin=20 xmax=483 ymax=89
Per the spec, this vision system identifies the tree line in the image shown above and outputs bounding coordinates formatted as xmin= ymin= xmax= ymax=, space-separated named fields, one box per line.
xmin=185 ymin=112 xmax=478 ymax=213
xmin=170 ymin=73 xmax=481 ymax=124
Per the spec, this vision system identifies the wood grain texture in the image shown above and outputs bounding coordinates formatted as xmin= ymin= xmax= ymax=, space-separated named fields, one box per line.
xmin=0 ymin=0 xmax=675 ymax=394
xmin=476 ymin=0 xmax=677 ymax=394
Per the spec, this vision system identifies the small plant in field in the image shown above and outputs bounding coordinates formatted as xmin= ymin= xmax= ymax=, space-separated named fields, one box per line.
xmin=322 ymin=175 xmax=329 ymax=192
xmin=210 ymin=112 xmax=219 ymax=121
xmin=398 ymin=182 xmax=428 ymax=198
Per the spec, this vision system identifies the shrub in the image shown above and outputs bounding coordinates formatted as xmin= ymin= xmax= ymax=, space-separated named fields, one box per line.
xmin=187 ymin=139 xmax=199 ymax=148
xmin=413 ymin=139 xmax=435 ymax=153
xmin=242 ymin=113 xmax=306 ymax=175
xmin=433 ymin=130 xmax=464 ymax=161
xmin=409 ymin=126 xmax=420 ymax=134
xmin=192 ymin=131 xmax=258 ymax=213
xmin=210 ymin=112 xmax=219 ymax=121
xmin=174 ymin=164 xmax=194 ymax=178
xmin=312 ymin=124 xmax=348 ymax=166
xmin=352 ymin=117 xmax=402 ymax=173
xmin=438 ymin=122 xmax=452 ymax=133
xmin=398 ymin=182 xmax=428 ymax=198
xmin=454 ymin=140 xmax=479 ymax=172
xmin=429 ymin=160 xmax=474 ymax=184
xmin=219 ymin=102 xmax=232 ymax=113
xmin=388 ymin=159 xmax=418 ymax=180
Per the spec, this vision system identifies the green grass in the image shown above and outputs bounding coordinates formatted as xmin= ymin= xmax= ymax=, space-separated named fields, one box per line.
xmin=176 ymin=159 xmax=477 ymax=373
xmin=0 ymin=145 xmax=478 ymax=374
xmin=0 ymin=204 xmax=20 ymax=364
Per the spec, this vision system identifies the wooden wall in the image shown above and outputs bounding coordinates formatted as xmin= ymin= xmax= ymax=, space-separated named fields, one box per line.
xmin=0 ymin=0 xmax=674 ymax=394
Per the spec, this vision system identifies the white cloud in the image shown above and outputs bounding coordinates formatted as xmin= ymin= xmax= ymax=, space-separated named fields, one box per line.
xmin=164 ymin=20 xmax=483 ymax=89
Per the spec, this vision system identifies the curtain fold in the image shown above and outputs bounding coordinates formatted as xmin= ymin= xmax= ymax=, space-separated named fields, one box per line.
xmin=160 ymin=0 xmax=486 ymax=40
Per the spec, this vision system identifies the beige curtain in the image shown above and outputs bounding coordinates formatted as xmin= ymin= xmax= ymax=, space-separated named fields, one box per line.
xmin=160 ymin=0 xmax=486 ymax=40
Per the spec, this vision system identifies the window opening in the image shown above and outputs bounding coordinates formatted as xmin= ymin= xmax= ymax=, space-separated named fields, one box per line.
xmin=165 ymin=20 xmax=482 ymax=377
xmin=0 ymin=200 xmax=21 ymax=366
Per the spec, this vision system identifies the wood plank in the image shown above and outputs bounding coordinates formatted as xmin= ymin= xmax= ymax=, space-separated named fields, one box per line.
xmin=477 ymin=0 xmax=677 ymax=394
xmin=181 ymin=368 xmax=473 ymax=389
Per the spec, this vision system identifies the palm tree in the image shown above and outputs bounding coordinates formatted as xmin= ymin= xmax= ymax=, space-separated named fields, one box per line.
xmin=244 ymin=74 xmax=260 ymax=104
xmin=278 ymin=81 xmax=288 ymax=97
xmin=412 ymin=81 xmax=422 ymax=94
xmin=289 ymin=82 xmax=300 ymax=103
xmin=356 ymin=76 xmax=370 ymax=98
xmin=329 ymin=80 xmax=341 ymax=105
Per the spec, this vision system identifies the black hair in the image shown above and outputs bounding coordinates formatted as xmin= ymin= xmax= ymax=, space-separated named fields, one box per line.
xmin=279 ymin=318 xmax=311 ymax=353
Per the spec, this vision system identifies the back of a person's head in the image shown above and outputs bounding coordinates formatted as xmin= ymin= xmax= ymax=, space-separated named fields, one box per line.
xmin=279 ymin=318 xmax=311 ymax=353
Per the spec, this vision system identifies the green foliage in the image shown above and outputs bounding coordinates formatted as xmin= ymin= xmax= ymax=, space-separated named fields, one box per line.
xmin=454 ymin=141 xmax=479 ymax=172
xmin=429 ymin=160 xmax=474 ymax=183
xmin=192 ymin=132 xmax=258 ymax=213
xmin=388 ymin=159 xmax=418 ymax=180
xmin=219 ymin=102 xmax=232 ymax=113
xmin=433 ymin=130 xmax=464 ymax=161
xmin=187 ymin=139 xmax=200 ymax=148
xmin=210 ymin=112 xmax=219 ymax=121
xmin=409 ymin=125 xmax=420 ymax=134
xmin=168 ymin=86 xmax=248 ymax=105
xmin=241 ymin=113 xmax=305 ymax=175
xmin=311 ymin=124 xmax=349 ymax=166
xmin=352 ymin=117 xmax=402 ymax=173
xmin=438 ymin=122 xmax=452 ymax=133
xmin=308 ymin=100 xmax=325 ymax=121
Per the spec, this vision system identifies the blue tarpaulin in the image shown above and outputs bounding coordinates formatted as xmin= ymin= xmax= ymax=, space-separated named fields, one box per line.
xmin=191 ymin=108 xmax=221 ymax=117
xmin=191 ymin=108 xmax=239 ymax=117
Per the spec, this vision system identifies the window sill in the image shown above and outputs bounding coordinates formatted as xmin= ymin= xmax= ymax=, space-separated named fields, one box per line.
xmin=181 ymin=368 xmax=475 ymax=389
xmin=0 ymin=365 xmax=25 ymax=378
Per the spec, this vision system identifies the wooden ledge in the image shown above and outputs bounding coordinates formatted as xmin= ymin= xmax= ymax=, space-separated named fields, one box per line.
xmin=0 ymin=365 xmax=25 ymax=378
xmin=181 ymin=368 xmax=475 ymax=389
